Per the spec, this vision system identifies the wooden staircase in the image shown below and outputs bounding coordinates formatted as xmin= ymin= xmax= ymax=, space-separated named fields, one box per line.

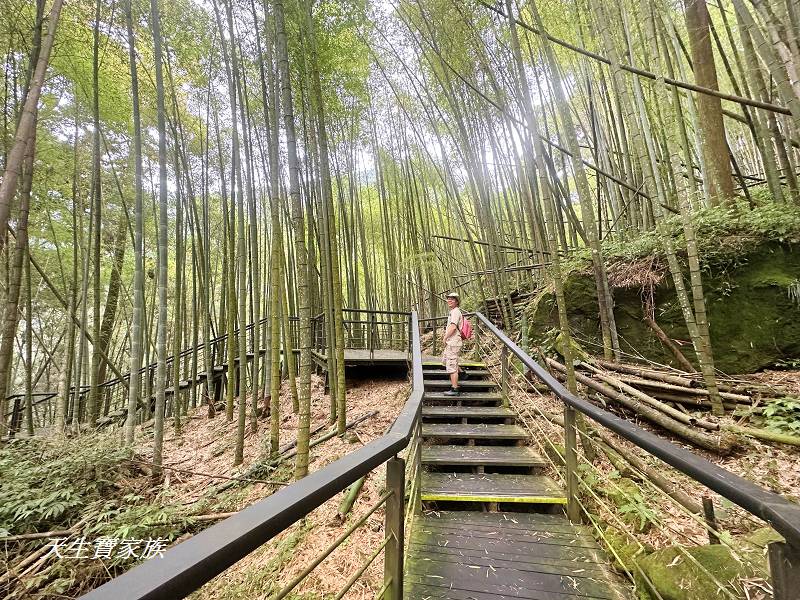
xmin=404 ymin=361 xmax=632 ymax=599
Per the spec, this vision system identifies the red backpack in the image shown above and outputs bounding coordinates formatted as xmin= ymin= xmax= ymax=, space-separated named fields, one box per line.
xmin=458 ymin=315 xmax=473 ymax=340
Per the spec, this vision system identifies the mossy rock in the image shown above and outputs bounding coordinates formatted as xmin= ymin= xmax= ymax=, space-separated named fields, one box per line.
xmin=636 ymin=544 xmax=757 ymax=600
xmin=742 ymin=527 xmax=784 ymax=549
xmin=527 ymin=241 xmax=800 ymax=373
xmin=602 ymin=526 xmax=650 ymax=570
xmin=738 ymin=526 xmax=784 ymax=570
xmin=600 ymin=526 xmax=653 ymax=600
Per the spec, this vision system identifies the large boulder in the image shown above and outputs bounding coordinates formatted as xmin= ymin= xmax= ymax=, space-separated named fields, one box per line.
xmin=527 ymin=242 xmax=800 ymax=373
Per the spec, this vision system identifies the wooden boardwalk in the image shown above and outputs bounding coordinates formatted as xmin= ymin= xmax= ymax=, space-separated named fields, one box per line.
xmin=405 ymin=363 xmax=632 ymax=599
xmin=310 ymin=349 xmax=485 ymax=369
xmin=311 ymin=348 xmax=423 ymax=367
xmin=406 ymin=512 xmax=630 ymax=599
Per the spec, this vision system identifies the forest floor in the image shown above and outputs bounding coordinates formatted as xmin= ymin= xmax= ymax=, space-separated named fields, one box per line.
xmin=150 ymin=372 xmax=411 ymax=600
xmin=0 ymin=373 xmax=409 ymax=599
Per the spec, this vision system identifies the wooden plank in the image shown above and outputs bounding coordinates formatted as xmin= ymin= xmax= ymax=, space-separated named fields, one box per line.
xmin=408 ymin=537 xmax=605 ymax=566
xmin=405 ymin=563 xmax=624 ymax=599
xmin=421 ymin=473 xmax=566 ymax=503
xmin=403 ymin=583 xmax=516 ymax=600
xmin=415 ymin=511 xmax=585 ymax=533
xmin=421 ymin=445 xmax=546 ymax=468
xmin=421 ymin=406 xmax=515 ymax=419
xmin=403 ymin=582 xmax=621 ymax=600
xmin=407 ymin=543 xmax=611 ymax=577
xmin=424 ymin=380 xmax=499 ymax=390
xmin=412 ymin=513 xmax=590 ymax=542
xmin=423 ymin=368 xmax=491 ymax=378
xmin=423 ymin=360 xmax=485 ymax=369
xmin=404 ymin=574 xmax=624 ymax=600
xmin=422 ymin=423 xmax=528 ymax=440
xmin=412 ymin=524 xmax=599 ymax=550
xmin=404 ymin=512 xmax=633 ymax=600
xmin=423 ymin=391 xmax=504 ymax=404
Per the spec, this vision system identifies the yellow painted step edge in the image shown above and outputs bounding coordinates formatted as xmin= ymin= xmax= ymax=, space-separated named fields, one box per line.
xmin=420 ymin=493 xmax=567 ymax=504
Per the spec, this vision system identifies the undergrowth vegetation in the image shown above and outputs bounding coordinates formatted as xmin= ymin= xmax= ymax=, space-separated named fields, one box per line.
xmin=0 ymin=434 xmax=131 ymax=537
xmin=560 ymin=201 xmax=800 ymax=276
xmin=0 ymin=434 xmax=221 ymax=596
xmin=736 ymin=397 xmax=800 ymax=436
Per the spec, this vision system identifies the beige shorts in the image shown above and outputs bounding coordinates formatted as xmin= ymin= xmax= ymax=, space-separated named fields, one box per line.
xmin=442 ymin=339 xmax=463 ymax=374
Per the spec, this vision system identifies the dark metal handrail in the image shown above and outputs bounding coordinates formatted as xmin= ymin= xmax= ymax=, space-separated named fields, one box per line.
xmin=474 ymin=312 xmax=800 ymax=550
xmin=81 ymin=312 xmax=423 ymax=600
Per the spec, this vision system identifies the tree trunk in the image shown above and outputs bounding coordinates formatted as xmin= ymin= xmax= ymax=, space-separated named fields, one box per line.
xmin=149 ymin=0 xmax=170 ymax=476
xmin=124 ymin=0 xmax=145 ymax=444
xmin=0 ymin=0 xmax=65 ymax=249
xmin=684 ymin=0 xmax=735 ymax=204
xmin=274 ymin=0 xmax=312 ymax=479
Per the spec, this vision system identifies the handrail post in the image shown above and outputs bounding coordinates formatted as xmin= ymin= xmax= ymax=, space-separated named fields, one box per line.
xmin=407 ymin=315 xmax=412 ymax=354
xmin=415 ymin=419 xmax=422 ymax=514
xmin=500 ymin=346 xmax=509 ymax=407
xmin=384 ymin=456 xmax=405 ymax=600
xmin=769 ymin=542 xmax=800 ymax=600
xmin=370 ymin=313 xmax=377 ymax=360
xmin=564 ymin=405 xmax=579 ymax=522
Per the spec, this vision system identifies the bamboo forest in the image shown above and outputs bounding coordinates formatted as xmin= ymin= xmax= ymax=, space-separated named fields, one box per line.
xmin=2 ymin=0 xmax=800 ymax=597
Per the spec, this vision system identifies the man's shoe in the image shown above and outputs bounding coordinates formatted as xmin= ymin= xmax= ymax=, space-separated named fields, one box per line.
xmin=443 ymin=387 xmax=461 ymax=396
xmin=459 ymin=369 xmax=470 ymax=381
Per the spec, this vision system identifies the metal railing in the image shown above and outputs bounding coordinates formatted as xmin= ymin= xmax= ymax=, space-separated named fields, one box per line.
xmin=81 ymin=311 xmax=424 ymax=600
xmin=5 ymin=309 xmax=413 ymax=435
xmin=473 ymin=311 xmax=800 ymax=600
xmin=313 ymin=309 xmax=413 ymax=360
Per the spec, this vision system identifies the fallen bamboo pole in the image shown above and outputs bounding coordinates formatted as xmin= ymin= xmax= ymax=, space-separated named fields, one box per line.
xmin=547 ymin=358 xmax=735 ymax=454
xmin=578 ymin=362 xmax=722 ymax=431
xmin=605 ymin=374 xmax=751 ymax=404
xmin=338 ymin=476 xmax=367 ymax=519
xmin=649 ymin=393 xmax=744 ymax=412
xmin=592 ymin=359 xmax=695 ymax=388
xmin=721 ymin=423 xmax=800 ymax=447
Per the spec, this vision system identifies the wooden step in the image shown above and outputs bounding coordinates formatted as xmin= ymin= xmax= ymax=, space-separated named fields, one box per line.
xmin=424 ymin=392 xmax=503 ymax=405
xmin=422 ymin=423 xmax=527 ymax=440
xmin=421 ymin=473 xmax=566 ymax=504
xmin=406 ymin=512 xmax=633 ymax=600
xmin=422 ymin=445 xmax=546 ymax=468
xmin=424 ymin=380 xmax=498 ymax=390
xmin=422 ymin=369 xmax=491 ymax=378
xmin=421 ymin=406 xmax=514 ymax=419
xmin=423 ymin=360 xmax=484 ymax=369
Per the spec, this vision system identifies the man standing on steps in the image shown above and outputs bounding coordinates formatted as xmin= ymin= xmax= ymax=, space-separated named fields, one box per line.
xmin=442 ymin=292 xmax=463 ymax=396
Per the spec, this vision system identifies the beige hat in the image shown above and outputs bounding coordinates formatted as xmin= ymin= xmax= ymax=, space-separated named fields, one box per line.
xmin=445 ymin=292 xmax=460 ymax=300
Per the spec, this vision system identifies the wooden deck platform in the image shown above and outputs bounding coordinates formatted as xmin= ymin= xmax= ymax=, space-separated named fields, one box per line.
xmin=405 ymin=511 xmax=632 ymax=599
xmin=310 ymin=349 xmax=486 ymax=371
xmin=311 ymin=349 xmax=442 ymax=368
